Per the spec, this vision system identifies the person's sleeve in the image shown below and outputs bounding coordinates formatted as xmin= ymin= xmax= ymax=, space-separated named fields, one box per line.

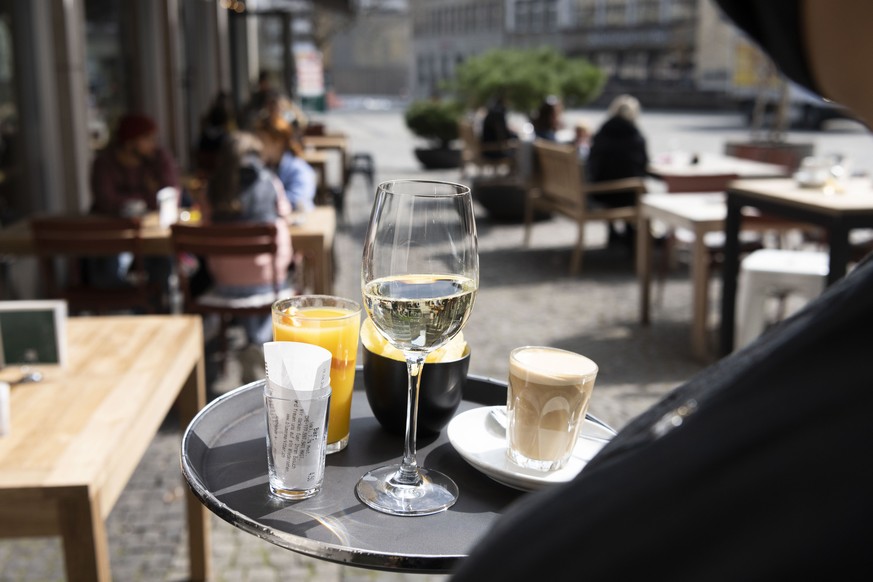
xmin=281 ymin=155 xmax=316 ymax=212
xmin=272 ymin=175 xmax=292 ymax=218
xmin=157 ymin=147 xmax=181 ymax=189
xmin=90 ymin=154 xmax=122 ymax=215
xmin=271 ymin=176 xmax=294 ymax=282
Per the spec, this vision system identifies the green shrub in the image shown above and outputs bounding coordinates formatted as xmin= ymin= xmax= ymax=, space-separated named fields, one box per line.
xmin=451 ymin=47 xmax=605 ymax=116
xmin=404 ymin=99 xmax=463 ymax=148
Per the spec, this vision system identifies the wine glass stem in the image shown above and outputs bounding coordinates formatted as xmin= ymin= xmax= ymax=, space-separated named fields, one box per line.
xmin=396 ymin=352 xmax=426 ymax=486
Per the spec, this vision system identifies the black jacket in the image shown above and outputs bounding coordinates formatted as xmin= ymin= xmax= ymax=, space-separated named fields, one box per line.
xmin=586 ymin=116 xmax=648 ymax=183
xmin=452 ymin=253 xmax=873 ymax=581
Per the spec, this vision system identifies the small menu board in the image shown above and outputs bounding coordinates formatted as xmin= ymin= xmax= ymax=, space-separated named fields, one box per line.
xmin=0 ymin=301 xmax=67 ymax=367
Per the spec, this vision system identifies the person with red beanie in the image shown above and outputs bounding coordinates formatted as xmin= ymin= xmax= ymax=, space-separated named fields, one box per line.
xmin=87 ymin=114 xmax=180 ymax=308
xmin=90 ymin=113 xmax=180 ymax=216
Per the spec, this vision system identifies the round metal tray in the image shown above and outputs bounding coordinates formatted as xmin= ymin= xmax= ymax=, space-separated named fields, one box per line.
xmin=181 ymin=368 xmax=525 ymax=573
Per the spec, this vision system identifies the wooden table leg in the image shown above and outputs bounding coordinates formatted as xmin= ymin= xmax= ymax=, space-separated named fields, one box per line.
xmin=58 ymin=486 xmax=111 ymax=582
xmin=637 ymin=212 xmax=652 ymax=325
xmin=827 ymin=223 xmax=850 ymax=285
xmin=690 ymin=228 xmax=710 ymax=361
xmin=176 ymin=357 xmax=211 ymax=582
xmin=720 ymin=195 xmax=743 ymax=355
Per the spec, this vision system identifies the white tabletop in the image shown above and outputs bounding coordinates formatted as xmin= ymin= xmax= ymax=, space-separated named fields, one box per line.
xmin=649 ymin=152 xmax=789 ymax=179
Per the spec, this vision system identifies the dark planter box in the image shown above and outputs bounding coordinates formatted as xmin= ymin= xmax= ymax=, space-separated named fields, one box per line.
xmin=725 ymin=141 xmax=814 ymax=173
xmin=414 ymin=147 xmax=462 ymax=169
xmin=472 ymin=177 xmax=550 ymax=223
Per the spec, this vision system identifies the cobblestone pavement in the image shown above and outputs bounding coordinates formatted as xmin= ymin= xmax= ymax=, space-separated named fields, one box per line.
xmin=2 ymin=110 xmax=871 ymax=581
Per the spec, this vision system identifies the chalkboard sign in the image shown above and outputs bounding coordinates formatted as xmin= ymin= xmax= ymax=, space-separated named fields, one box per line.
xmin=0 ymin=301 xmax=67 ymax=367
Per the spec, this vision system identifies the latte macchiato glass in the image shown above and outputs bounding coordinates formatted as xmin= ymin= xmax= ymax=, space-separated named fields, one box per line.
xmin=506 ymin=346 xmax=599 ymax=471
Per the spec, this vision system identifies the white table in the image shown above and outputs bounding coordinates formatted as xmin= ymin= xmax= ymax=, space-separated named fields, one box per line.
xmin=637 ymin=193 xmax=728 ymax=360
xmin=649 ymin=152 xmax=789 ymax=180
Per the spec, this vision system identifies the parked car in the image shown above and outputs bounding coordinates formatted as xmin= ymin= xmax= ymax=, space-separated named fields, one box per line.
xmin=737 ymin=82 xmax=857 ymax=130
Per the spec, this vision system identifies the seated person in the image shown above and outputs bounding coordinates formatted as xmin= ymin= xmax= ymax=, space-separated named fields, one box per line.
xmin=88 ymin=114 xmax=179 ymax=301
xmin=451 ymin=2 xmax=873 ymax=580
xmin=480 ymin=96 xmax=518 ymax=160
xmin=574 ymin=121 xmax=592 ymax=161
xmin=532 ymin=96 xmax=564 ymax=142
xmin=256 ymin=114 xmax=316 ymax=212
xmin=90 ymin=113 xmax=179 ymax=216
xmin=586 ymin=94 xmax=649 ymax=183
xmin=204 ymin=131 xmax=293 ymax=355
xmin=586 ymin=95 xmax=649 ymax=245
xmin=196 ymin=91 xmax=236 ymax=179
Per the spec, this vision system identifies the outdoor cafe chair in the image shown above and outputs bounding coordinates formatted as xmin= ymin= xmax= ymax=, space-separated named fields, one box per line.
xmin=30 ymin=215 xmax=153 ymax=314
xmin=459 ymin=120 xmax=517 ymax=179
xmin=526 ymin=139 xmax=646 ymax=275
xmin=170 ymin=222 xmax=292 ymax=370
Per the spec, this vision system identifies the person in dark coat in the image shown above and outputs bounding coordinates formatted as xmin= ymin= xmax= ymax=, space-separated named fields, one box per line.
xmin=451 ymin=2 xmax=873 ymax=580
xmin=480 ymin=96 xmax=517 ymax=160
xmin=586 ymin=94 xmax=648 ymax=245
xmin=531 ymin=95 xmax=563 ymax=141
xmin=586 ymin=94 xmax=648 ymax=183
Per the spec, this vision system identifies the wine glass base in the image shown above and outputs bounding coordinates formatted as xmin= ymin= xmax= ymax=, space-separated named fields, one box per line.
xmin=355 ymin=464 xmax=458 ymax=516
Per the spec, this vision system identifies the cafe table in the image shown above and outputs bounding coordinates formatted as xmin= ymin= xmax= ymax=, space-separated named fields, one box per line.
xmin=648 ymin=152 xmax=789 ymax=180
xmin=181 ymin=370 xmax=612 ymax=573
xmin=0 ymin=315 xmax=210 ymax=582
xmin=637 ymin=193 xmax=728 ymax=361
xmin=0 ymin=205 xmax=337 ymax=295
xmin=304 ymin=133 xmax=350 ymax=186
xmin=720 ymin=177 xmax=873 ymax=354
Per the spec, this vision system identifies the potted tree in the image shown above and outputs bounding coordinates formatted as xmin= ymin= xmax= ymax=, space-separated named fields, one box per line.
xmin=450 ymin=48 xmax=605 ymax=220
xmin=404 ymin=99 xmax=464 ymax=169
xmin=452 ymin=47 xmax=605 ymax=118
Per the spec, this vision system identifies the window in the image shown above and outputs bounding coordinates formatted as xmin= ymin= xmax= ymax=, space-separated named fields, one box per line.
xmin=0 ymin=6 xmax=20 ymax=219
xmin=85 ymin=0 xmax=131 ymax=149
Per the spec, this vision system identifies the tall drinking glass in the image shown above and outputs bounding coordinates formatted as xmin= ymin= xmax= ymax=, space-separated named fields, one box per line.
xmin=272 ymin=296 xmax=362 ymax=453
xmin=356 ymin=180 xmax=478 ymax=516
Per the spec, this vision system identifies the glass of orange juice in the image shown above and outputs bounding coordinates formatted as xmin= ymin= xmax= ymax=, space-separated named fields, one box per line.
xmin=272 ymin=295 xmax=362 ymax=453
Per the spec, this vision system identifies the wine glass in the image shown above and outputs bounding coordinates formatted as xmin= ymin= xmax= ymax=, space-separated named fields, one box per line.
xmin=356 ymin=179 xmax=478 ymax=516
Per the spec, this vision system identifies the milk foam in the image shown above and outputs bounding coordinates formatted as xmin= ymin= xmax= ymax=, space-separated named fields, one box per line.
xmin=510 ymin=347 xmax=598 ymax=386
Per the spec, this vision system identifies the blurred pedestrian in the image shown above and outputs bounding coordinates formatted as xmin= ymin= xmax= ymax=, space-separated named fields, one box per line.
xmin=587 ymin=94 xmax=649 ymax=183
xmin=88 ymin=113 xmax=180 ymax=306
xmin=586 ymin=94 xmax=649 ymax=246
xmin=90 ymin=113 xmax=179 ymax=216
xmin=532 ymin=95 xmax=564 ymax=141
xmin=480 ymin=95 xmax=518 ymax=160
xmin=240 ymin=70 xmax=274 ymax=130
xmin=204 ymin=131 xmax=294 ymax=380
xmin=255 ymin=115 xmax=316 ymax=212
xmin=574 ymin=121 xmax=592 ymax=161
xmin=196 ymin=91 xmax=236 ymax=178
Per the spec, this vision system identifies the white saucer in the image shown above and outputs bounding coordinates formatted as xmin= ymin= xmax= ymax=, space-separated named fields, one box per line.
xmin=447 ymin=406 xmax=612 ymax=492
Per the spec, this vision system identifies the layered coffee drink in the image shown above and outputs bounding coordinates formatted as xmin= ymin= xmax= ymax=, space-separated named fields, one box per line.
xmin=506 ymin=347 xmax=598 ymax=471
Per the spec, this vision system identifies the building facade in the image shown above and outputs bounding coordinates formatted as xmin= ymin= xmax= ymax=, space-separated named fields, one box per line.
xmin=410 ymin=0 xmax=508 ymax=99
xmin=0 ymin=0 xmax=354 ymax=225
xmin=409 ymin=0 xmax=748 ymax=108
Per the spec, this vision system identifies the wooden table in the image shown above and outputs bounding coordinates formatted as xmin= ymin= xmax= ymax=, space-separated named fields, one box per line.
xmin=0 ymin=315 xmax=210 ymax=581
xmin=649 ymin=152 xmax=789 ymax=180
xmin=637 ymin=193 xmax=728 ymax=361
xmin=304 ymin=134 xmax=350 ymax=186
xmin=300 ymin=149 xmax=330 ymax=198
xmin=287 ymin=206 xmax=336 ymax=295
xmin=0 ymin=205 xmax=337 ymax=295
xmin=721 ymin=177 xmax=873 ymax=354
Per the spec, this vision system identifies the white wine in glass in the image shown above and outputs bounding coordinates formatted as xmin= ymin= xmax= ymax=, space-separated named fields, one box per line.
xmin=356 ymin=180 xmax=478 ymax=516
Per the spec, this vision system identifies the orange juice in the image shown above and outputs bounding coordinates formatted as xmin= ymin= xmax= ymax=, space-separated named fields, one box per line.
xmin=272 ymin=297 xmax=361 ymax=453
